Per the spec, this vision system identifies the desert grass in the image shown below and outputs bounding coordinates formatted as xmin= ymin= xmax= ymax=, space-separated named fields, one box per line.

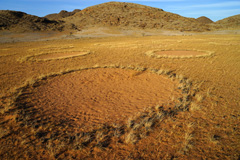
xmin=145 ymin=49 xmax=214 ymax=59
xmin=189 ymin=102 xmax=201 ymax=111
xmin=27 ymin=45 xmax=75 ymax=52
xmin=195 ymin=93 xmax=204 ymax=102
xmin=0 ymin=53 xmax=17 ymax=57
xmin=125 ymin=131 xmax=138 ymax=144
xmin=182 ymin=129 xmax=194 ymax=153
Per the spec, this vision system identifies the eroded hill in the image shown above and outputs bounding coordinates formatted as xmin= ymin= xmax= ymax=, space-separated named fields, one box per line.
xmin=0 ymin=10 xmax=66 ymax=32
xmin=0 ymin=2 xmax=239 ymax=33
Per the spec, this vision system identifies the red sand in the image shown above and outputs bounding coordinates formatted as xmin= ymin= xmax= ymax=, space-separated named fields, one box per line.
xmin=29 ymin=68 xmax=181 ymax=128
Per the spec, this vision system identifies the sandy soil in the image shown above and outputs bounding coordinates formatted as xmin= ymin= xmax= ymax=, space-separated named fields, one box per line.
xmin=156 ymin=50 xmax=205 ymax=56
xmin=1 ymin=28 xmax=239 ymax=43
xmin=28 ymin=68 xmax=181 ymax=128
xmin=0 ymin=31 xmax=63 ymax=43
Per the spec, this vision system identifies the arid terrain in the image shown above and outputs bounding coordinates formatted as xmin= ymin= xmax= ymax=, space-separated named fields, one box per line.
xmin=0 ymin=2 xmax=240 ymax=160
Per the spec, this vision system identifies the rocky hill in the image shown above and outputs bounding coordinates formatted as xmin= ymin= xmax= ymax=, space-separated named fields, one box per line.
xmin=45 ymin=9 xmax=81 ymax=20
xmin=214 ymin=14 xmax=240 ymax=29
xmin=0 ymin=2 xmax=239 ymax=33
xmin=196 ymin=16 xmax=213 ymax=24
xmin=0 ymin=10 xmax=80 ymax=32
xmin=0 ymin=10 xmax=67 ymax=32
xmin=63 ymin=2 xmax=211 ymax=32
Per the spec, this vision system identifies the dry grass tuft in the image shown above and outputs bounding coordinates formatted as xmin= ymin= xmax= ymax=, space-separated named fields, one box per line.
xmin=189 ymin=102 xmax=201 ymax=111
xmin=127 ymin=116 xmax=135 ymax=129
xmin=125 ymin=131 xmax=138 ymax=144
xmin=182 ymin=132 xmax=194 ymax=153
xmin=195 ymin=94 xmax=204 ymax=102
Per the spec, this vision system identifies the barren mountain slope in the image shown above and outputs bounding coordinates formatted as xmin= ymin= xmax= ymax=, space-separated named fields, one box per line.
xmin=214 ymin=14 xmax=240 ymax=29
xmin=63 ymin=2 xmax=211 ymax=32
xmin=45 ymin=9 xmax=81 ymax=20
xmin=196 ymin=16 xmax=213 ymax=24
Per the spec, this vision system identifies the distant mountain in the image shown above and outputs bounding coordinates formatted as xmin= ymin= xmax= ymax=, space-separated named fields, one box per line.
xmin=0 ymin=2 xmax=239 ymax=33
xmin=45 ymin=9 xmax=81 ymax=20
xmin=196 ymin=16 xmax=213 ymax=24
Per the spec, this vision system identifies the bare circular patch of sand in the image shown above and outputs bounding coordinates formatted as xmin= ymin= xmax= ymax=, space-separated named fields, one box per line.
xmin=27 ymin=68 xmax=182 ymax=129
xmin=146 ymin=50 xmax=213 ymax=58
xmin=36 ymin=51 xmax=90 ymax=60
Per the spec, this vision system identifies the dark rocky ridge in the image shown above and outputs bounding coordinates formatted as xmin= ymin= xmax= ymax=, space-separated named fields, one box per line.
xmin=45 ymin=9 xmax=81 ymax=20
xmin=0 ymin=10 xmax=65 ymax=32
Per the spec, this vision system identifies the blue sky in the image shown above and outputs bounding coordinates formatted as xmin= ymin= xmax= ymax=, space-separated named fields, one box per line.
xmin=0 ymin=0 xmax=239 ymax=22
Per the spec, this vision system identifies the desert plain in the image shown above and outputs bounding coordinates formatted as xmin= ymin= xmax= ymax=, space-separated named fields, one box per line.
xmin=0 ymin=2 xmax=240 ymax=160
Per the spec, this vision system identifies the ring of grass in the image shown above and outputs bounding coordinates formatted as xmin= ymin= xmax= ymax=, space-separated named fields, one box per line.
xmin=145 ymin=49 xmax=214 ymax=59
xmin=10 ymin=65 xmax=202 ymax=151
xmin=18 ymin=50 xmax=91 ymax=62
